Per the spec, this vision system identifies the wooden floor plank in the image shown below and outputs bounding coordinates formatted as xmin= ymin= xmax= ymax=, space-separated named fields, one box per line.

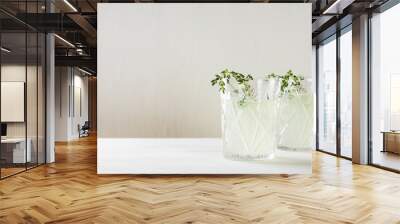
xmin=0 ymin=135 xmax=400 ymax=223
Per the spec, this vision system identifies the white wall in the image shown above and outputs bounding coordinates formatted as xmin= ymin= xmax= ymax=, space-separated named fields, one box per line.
xmin=71 ymin=73 xmax=89 ymax=138
xmin=98 ymin=3 xmax=312 ymax=139
xmin=55 ymin=67 xmax=89 ymax=141
xmin=1 ymin=64 xmax=46 ymax=164
xmin=1 ymin=65 xmax=41 ymax=138
xmin=1 ymin=65 xmax=28 ymax=132
xmin=55 ymin=67 xmax=70 ymax=141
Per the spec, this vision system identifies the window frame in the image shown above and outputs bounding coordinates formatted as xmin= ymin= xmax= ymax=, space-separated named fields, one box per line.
xmin=316 ymin=24 xmax=353 ymax=161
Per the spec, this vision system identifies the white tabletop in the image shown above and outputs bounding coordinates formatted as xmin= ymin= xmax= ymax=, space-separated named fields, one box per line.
xmin=98 ymin=138 xmax=312 ymax=174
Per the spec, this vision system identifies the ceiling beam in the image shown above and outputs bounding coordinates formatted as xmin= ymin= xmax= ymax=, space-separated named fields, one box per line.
xmin=67 ymin=13 xmax=97 ymax=40
xmin=322 ymin=0 xmax=355 ymax=14
xmin=55 ymin=55 xmax=96 ymax=70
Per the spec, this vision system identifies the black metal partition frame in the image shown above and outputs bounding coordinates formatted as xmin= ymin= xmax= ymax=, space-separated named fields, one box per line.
xmin=315 ymin=24 xmax=352 ymax=161
xmin=0 ymin=0 xmax=47 ymax=180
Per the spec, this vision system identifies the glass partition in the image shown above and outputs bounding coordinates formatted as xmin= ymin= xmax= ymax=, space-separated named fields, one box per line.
xmin=0 ymin=31 xmax=28 ymax=177
xmin=371 ymin=3 xmax=400 ymax=171
xmin=0 ymin=2 xmax=46 ymax=179
xmin=27 ymin=31 xmax=38 ymax=169
xmin=318 ymin=36 xmax=337 ymax=154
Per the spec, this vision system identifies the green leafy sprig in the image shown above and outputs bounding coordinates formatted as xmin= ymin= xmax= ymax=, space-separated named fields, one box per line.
xmin=266 ymin=70 xmax=305 ymax=96
xmin=211 ymin=69 xmax=254 ymax=106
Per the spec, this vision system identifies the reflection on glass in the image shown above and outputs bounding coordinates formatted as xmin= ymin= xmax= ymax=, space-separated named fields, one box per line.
xmin=318 ymin=37 xmax=337 ymax=154
xmin=340 ymin=29 xmax=352 ymax=158
xmin=371 ymin=4 xmax=400 ymax=171
xmin=1 ymin=32 xmax=27 ymax=177
xmin=0 ymin=1 xmax=46 ymax=179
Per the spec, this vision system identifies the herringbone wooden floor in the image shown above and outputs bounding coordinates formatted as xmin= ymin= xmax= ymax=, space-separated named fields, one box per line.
xmin=1 ymin=135 xmax=400 ymax=224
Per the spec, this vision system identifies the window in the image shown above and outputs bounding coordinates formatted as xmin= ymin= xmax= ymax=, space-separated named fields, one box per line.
xmin=318 ymin=36 xmax=337 ymax=154
xmin=370 ymin=3 xmax=400 ymax=171
xmin=340 ymin=28 xmax=352 ymax=158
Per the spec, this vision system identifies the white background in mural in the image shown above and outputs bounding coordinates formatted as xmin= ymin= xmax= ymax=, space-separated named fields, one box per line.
xmin=98 ymin=3 xmax=312 ymax=174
